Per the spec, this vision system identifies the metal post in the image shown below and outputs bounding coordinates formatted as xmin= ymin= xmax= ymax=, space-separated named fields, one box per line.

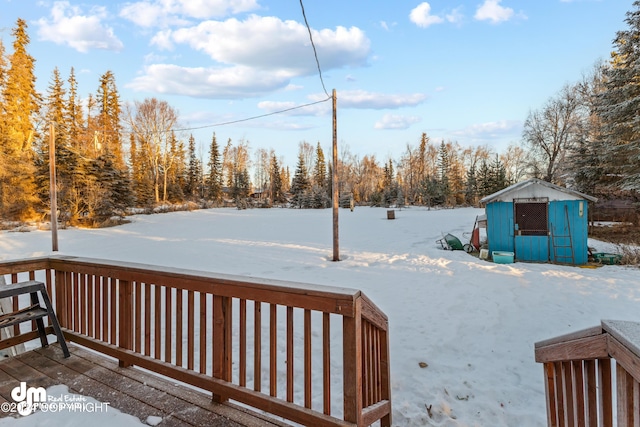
xmin=49 ymin=123 xmax=58 ymax=252
xmin=332 ymin=89 xmax=339 ymax=261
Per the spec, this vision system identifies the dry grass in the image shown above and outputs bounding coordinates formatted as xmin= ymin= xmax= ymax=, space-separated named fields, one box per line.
xmin=590 ymin=222 xmax=640 ymax=266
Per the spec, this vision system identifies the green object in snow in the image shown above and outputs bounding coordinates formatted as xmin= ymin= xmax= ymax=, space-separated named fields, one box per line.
xmin=592 ymin=252 xmax=622 ymax=265
xmin=437 ymin=233 xmax=464 ymax=251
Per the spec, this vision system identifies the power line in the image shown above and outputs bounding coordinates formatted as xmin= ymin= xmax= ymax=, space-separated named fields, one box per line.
xmin=52 ymin=96 xmax=331 ymax=136
xmin=49 ymin=2 xmax=333 ymax=137
xmin=172 ymin=96 xmax=331 ymax=133
xmin=299 ymin=0 xmax=330 ymax=98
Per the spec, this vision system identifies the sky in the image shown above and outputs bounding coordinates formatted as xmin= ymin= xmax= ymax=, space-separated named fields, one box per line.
xmin=0 ymin=0 xmax=632 ymax=168
xmin=0 ymin=207 xmax=638 ymax=426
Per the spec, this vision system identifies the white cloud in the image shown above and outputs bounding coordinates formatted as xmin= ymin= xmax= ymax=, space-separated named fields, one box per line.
xmin=132 ymin=16 xmax=370 ymax=100
xmin=257 ymin=99 xmax=330 ymax=116
xmin=380 ymin=21 xmax=398 ymax=31
xmin=258 ymin=101 xmax=297 ymax=111
xmin=153 ymin=15 xmax=370 ymax=75
xmin=253 ymin=90 xmax=427 ymax=119
xmin=337 ymin=90 xmax=427 ymax=109
xmin=143 ymin=52 xmax=168 ymax=63
xmin=374 ymin=114 xmax=422 ymax=130
xmin=410 ymin=2 xmax=444 ymax=28
xmin=446 ymin=7 xmax=464 ymax=24
xmin=284 ymin=83 xmax=304 ymax=91
xmin=452 ymin=120 xmax=523 ymax=139
xmin=126 ymin=64 xmax=293 ymax=99
xmin=474 ymin=0 xmax=514 ymax=24
xmin=36 ymin=1 xmax=123 ymax=53
xmin=119 ymin=0 xmax=260 ymax=27
xmin=119 ymin=2 xmax=174 ymax=28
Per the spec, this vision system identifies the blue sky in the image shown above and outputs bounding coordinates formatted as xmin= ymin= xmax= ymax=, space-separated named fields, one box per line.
xmin=0 ymin=0 xmax=631 ymax=168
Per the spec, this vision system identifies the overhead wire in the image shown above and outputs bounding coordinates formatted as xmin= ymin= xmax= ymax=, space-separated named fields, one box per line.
xmin=171 ymin=96 xmax=331 ymax=133
xmin=50 ymin=1 xmax=332 ymax=136
xmin=298 ymin=0 xmax=330 ymax=98
xmin=169 ymin=0 xmax=331 ymax=134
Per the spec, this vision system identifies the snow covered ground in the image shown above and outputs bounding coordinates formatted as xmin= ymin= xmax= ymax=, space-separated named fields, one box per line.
xmin=1 ymin=206 xmax=639 ymax=427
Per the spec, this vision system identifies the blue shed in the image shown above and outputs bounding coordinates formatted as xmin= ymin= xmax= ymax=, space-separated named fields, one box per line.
xmin=479 ymin=179 xmax=598 ymax=265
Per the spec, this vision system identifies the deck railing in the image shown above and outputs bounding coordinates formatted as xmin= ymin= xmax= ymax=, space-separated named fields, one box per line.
xmin=535 ymin=320 xmax=640 ymax=427
xmin=0 ymin=255 xmax=391 ymax=427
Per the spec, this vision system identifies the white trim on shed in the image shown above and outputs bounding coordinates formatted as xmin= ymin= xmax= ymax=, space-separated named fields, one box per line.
xmin=479 ymin=178 xmax=598 ymax=205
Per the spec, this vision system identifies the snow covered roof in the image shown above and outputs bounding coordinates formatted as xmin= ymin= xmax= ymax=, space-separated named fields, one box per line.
xmin=479 ymin=178 xmax=598 ymax=204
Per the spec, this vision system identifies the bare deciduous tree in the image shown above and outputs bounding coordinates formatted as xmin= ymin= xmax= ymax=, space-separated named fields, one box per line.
xmin=125 ymin=97 xmax=178 ymax=203
xmin=522 ymin=84 xmax=583 ymax=184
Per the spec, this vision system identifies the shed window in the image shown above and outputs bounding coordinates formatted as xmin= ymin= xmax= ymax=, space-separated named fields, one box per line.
xmin=515 ymin=202 xmax=548 ymax=236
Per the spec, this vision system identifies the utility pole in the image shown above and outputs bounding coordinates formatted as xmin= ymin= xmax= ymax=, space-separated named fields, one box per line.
xmin=49 ymin=123 xmax=58 ymax=251
xmin=332 ymin=89 xmax=339 ymax=261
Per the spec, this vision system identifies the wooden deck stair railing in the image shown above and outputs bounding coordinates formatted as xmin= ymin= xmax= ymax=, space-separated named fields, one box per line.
xmin=0 ymin=255 xmax=391 ymax=427
xmin=535 ymin=320 xmax=640 ymax=427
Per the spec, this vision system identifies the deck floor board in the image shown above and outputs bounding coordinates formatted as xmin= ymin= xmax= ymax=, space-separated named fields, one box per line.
xmin=0 ymin=344 xmax=290 ymax=427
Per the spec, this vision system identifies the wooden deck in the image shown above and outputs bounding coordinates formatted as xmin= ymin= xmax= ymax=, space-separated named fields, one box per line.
xmin=0 ymin=343 xmax=290 ymax=427
xmin=0 ymin=256 xmax=392 ymax=426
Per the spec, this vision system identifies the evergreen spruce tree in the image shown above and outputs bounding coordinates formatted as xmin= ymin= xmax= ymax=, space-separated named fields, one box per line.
xmin=597 ymin=1 xmax=640 ymax=190
xmin=0 ymin=39 xmax=6 ymax=91
xmin=290 ymin=152 xmax=310 ymax=208
xmin=36 ymin=67 xmax=78 ymax=222
xmin=310 ymin=143 xmax=329 ymax=208
xmin=477 ymin=160 xmax=492 ymax=198
xmin=96 ymin=71 xmax=125 ymax=168
xmin=87 ymin=151 xmax=132 ymax=222
xmin=269 ymin=153 xmax=285 ymax=205
xmin=130 ymin=134 xmax=154 ymax=207
xmin=0 ymin=40 xmax=7 ymax=213
xmin=165 ymin=133 xmax=185 ymax=202
xmin=396 ymin=184 xmax=405 ymax=209
xmin=230 ymin=168 xmax=251 ymax=208
xmin=185 ymin=134 xmax=200 ymax=200
xmin=382 ymin=159 xmax=396 ymax=207
xmin=206 ymin=132 xmax=222 ymax=203
xmin=94 ymin=71 xmax=133 ymax=213
xmin=66 ymin=68 xmax=84 ymax=151
xmin=437 ymin=141 xmax=451 ymax=205
xmin=84 ymin=93 xmax=99 ymax=155
xmin=571 ymin=136 xmax=605 ymax=195
xmin=489 ymin=154 xmax=508 ymax=194
xmin=465 ymin=164 xmax=478 ymax=205
xmin=0 ymin=19 xmax=41 ymax=220
xmin=566 ymin=65 xmax=607 ymax=195
xmin=313 ymin=142 xmax=327 ymax=188
xmin=420 ymin=176 xmax=443 ymax=209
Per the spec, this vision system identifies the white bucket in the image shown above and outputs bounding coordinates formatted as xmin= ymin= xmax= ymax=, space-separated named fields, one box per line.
xmin=479 ymin=249 xmax=489 ymax=260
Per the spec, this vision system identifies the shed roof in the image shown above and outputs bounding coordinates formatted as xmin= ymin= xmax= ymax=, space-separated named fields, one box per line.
xmin=479 ymin=178 xmax=598 ymax=205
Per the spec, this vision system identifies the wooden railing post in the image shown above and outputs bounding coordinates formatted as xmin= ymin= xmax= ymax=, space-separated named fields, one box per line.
xmin=380 ymin=326 xmax=392 ymax=427
xmin=118 ymin=279 xmax=133 ymax=367
xmin=343 ymin=297 xmax=363 ymax=425
xmin=54 ymin=270 xmax=68 ymax=328
xmin=213 ymin=295 xmax=232 ymax=403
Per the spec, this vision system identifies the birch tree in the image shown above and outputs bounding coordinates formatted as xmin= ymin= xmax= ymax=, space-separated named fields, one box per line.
xmin=125 ymin=97 xmax=178 ymax=204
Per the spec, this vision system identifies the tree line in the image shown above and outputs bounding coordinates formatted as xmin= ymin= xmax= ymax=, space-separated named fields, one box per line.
xmin=2 ymin=3 xmax=640 ymax=225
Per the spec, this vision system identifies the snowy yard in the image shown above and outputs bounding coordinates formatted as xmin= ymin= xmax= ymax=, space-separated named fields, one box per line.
xmin=1 ymin=206 xmax=639 ymax=426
